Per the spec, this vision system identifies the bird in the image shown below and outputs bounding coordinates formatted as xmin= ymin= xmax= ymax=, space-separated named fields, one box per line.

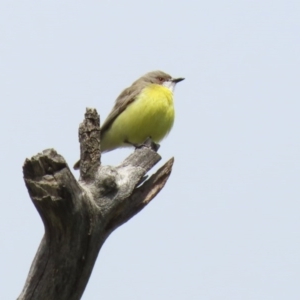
xmin=74 ymin=70 xmax=184 ymax=170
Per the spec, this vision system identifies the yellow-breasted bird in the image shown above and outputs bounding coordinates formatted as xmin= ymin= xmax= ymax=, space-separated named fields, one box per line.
xmin=74 ymin=70 xmax=184 ymax=170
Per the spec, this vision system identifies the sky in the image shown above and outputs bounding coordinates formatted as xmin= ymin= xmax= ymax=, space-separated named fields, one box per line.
xmin=1 ymin=1 xmax=300 ymax=299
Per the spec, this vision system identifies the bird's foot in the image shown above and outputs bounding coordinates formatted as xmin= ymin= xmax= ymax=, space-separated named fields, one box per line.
xmin=125 ymin=137 xmax=160 ymax=152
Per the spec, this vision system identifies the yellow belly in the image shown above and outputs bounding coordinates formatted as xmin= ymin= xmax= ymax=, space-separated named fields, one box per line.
xmin=101 ymin=84 xmax=175 ymax=151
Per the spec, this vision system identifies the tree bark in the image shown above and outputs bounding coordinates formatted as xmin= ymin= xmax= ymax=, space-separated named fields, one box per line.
xmin=18 ymin=108 xmax=174 ymax=300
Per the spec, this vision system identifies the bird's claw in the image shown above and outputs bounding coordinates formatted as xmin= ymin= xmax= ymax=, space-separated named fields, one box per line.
xmin=125 ymin=137 xmax=160 ymax=152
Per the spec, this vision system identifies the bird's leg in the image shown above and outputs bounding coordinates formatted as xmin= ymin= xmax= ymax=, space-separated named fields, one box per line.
xmin=124 ymin=137 xmax=160 ymax=152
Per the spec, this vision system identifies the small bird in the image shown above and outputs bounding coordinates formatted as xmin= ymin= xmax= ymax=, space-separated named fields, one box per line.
xmin=74 ymin=70 xmax=184 ymax=170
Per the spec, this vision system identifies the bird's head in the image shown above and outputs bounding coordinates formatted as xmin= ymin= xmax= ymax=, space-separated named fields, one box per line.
xmin=136 ymin=70 xmax=185 ymax=92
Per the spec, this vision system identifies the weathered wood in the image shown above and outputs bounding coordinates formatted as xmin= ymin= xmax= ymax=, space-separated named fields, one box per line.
xmin=18 ymin=108 xmax=174 ymax=300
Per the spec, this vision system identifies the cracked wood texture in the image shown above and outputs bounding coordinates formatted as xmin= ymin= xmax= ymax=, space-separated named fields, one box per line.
xmin=18 ymin=108 xmax=174 ymax=300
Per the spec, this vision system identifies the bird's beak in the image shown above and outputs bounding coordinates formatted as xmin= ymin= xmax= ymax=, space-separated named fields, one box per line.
xmin=172 ymin=77 xmax=185 ymax=83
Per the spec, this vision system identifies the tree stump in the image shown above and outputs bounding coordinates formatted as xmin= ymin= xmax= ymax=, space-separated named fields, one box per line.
xmin=18 ymin=108 xmax=174 ymax=300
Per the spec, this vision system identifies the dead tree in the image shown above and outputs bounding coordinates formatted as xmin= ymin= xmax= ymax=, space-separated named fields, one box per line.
xmin=18 ymin=108 xmax=174 ymax=300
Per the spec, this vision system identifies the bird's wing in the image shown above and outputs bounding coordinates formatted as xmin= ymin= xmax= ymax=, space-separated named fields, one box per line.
xmin=100 ymin=82 xmax=146 ymax=134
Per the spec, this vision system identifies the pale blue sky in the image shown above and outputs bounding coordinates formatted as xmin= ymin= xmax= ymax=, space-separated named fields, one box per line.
xmin=1 ymin=1 xmax=300 ymax=299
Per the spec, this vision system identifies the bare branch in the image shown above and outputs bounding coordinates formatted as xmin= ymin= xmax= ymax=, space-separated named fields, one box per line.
xmin=18 ymin=108 xmax=174 ymax=300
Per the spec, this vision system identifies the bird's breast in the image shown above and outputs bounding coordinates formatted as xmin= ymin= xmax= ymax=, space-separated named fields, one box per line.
xmin=129 ymin=84 xmax=175 ymax=139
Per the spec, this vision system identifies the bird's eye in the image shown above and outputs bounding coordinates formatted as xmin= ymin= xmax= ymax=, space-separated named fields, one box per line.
xmin=158 ymin=77 xmax=164 ymax=82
